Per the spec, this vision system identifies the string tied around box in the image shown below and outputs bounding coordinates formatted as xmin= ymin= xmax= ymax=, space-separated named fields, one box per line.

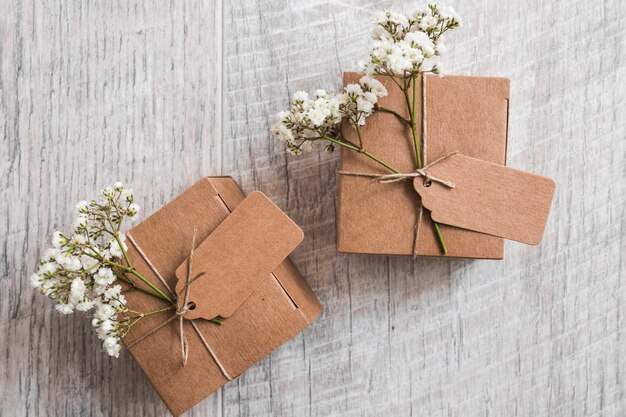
xmin=337 ymin=151 xmax=457 ymax=187
xmin=337 ymin=73 xmax=457 ymax=258
xmin=337 ymin=152 xmax=456 ymax=258
xmin=125 ymin=231 xmax=233 ymax=380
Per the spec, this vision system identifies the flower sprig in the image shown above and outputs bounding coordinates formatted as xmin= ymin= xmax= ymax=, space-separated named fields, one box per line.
xmin=362 ymin=4 xmax=460 ymax=77
xmin=30 ymin=183 xmax=220 ymax=358
xmin=271 ymin=77 xmax=388 ymax=156
xmin=270 ymin=3 xmax=461 ymax=254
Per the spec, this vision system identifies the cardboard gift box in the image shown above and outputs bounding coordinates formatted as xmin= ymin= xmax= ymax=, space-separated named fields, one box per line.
xmin=121 ymin=177 xmax=322 ymax=416
xmin=337 ymin=72 xmax=510 ymax=259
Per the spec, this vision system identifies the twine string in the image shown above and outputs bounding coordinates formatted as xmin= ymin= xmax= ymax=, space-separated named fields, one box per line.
xmin=337 ymin=151 xmax=458 ymax=188
xmin=125 ymin=231 xmax=233 ymax=379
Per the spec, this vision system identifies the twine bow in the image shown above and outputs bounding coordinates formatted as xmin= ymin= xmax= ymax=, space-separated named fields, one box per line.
xmin=337 ymin=151 xmax=457 ymax=188
xmin=126 ymin=231 xmax=210 ymax=367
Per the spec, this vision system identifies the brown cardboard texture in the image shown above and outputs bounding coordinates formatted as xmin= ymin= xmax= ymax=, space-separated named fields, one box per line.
xmin=122 ymin=177 xmax=322 ymax=417
xmin=413 ymin=153 xmax=556 ymax=245
xmin=175 ymin=191 xmax=304 ymax=320
xmin=337 ymin=72 xmax=510 ymax=258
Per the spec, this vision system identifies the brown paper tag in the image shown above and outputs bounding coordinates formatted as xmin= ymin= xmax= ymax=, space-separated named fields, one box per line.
xmin=413 ymin=153 xmax=555 ymax=245
xmin=174 ymin=191 xmax=304 ymax=320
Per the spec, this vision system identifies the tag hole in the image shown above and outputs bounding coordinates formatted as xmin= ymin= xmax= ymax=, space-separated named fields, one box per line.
xmin=187 ymin=301 xmax=196 ymax=310
xmin=423 ymin=179 xmax=432 ymax=187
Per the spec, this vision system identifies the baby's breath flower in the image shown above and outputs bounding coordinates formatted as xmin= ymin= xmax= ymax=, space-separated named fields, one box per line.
xmin=38 ymin=261 xmax=57 ymax=276
xmin=30 ymin=273 xmax=42 ymax=288
xmin=361 ymin=3 xmax=460 ymax=77
xmin=108 ymin=234 xmax=128 ymax=258
xmin=95 ymin=301 xmax=116 ymax=321
xmin=56 ymin=303 xmax=74 ymax=315
xmin=293 ymin=91 xmax=309 ymax=102
xmin=270 ymin=76 xmax=387 ymax=154
xmin=94 ymin=267 xmax=115 ymax=287
xmin=30 ymin=183 xmax=143 ymax=358
xmin=127 ymin=203 xmax=140 ymax=219
xmin=103 ymin=336 xmax=122 ymax=358
xmin=80 ymin=254 xmax=99 ymax=270
xmin=76 ymin=300 xmax=95 ymax=312
xmin=57 ymin=253 xmax=82 ymax=271
xmin=69 ymin=277 xmax=87 ymax=304
xmin=75 ymin=200 xmax=89 ymax=213
xmin=52 ymin=231 xmax=68 ymax=249
xmin=360 ymin=76 xmax=387 ymax=97
xmin=345 ymin=84 xmax=364 ymax=96
xmin=121 ymin=189 xmax=134 ymax=203
xmin=418 ymin=12 xmax=438 ymax=31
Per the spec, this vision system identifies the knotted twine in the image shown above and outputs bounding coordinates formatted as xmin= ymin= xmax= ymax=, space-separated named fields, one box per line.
xmin=124 ymin=231 xmax=232 ymax=379
xmin=337 ymin=76 xmax=456 ymax=258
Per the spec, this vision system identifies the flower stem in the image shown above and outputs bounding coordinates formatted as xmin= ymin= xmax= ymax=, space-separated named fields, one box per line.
xmin=323 ymin=135 xmax=399 ymax=173
xmin=433 ymin=223 xmax=448 ymax=254
xmin=356 ymin=124 xmax=364 ymax=148
xmin=376 ymin=106 xmax=411 ymax=125
xmin=94 ymin=254 xmax=175 ymax=304
xmin=110 ymin=234 xmax=176 ymax=305
xmin=124 ymin=267 xmax=175 ymax=304
xmin=114 ymin=233 xmax=133 ymax=269
xmin=404 ymin=76 xmax=422 ymax=169
xmin=404 ymin=74 xmax=447 ymax=255
xmin=125 ymin=305 xmax=175 ymax=321
xmin=117 ymin=274 xmax=171 ymax=301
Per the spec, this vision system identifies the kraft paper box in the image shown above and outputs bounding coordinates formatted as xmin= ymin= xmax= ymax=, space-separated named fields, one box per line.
xmin=121 ymin=177 xmax=322 ymax=416
xmin=337 ymin=72 xmax=510 ymax=259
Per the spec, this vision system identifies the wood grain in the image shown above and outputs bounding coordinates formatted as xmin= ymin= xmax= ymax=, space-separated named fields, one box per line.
xmin=2 ymin=0 xmax=625 ymax=416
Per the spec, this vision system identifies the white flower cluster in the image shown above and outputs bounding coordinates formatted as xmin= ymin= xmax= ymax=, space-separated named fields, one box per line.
xmin=30 ymin=182 xmax=139 ymax=357
xmin=270 ymin=76 xmax=387 ymax=154
xmin=361 ymin=3 xmax=460 ymax=77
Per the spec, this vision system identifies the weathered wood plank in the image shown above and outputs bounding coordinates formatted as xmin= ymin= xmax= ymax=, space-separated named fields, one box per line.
xmin=1 ymin=1 xmax=223 ymax=416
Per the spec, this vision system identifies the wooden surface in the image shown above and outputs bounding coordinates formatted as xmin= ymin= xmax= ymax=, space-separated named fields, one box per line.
xmin=1 ymin=0 xmax=625 ymax=416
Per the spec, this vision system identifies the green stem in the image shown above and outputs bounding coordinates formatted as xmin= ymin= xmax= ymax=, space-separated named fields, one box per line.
xmin=124 ymin=304 xmax=222 ymax=326
xmin=114 ymin=233 xmax=133 ymax=267
xmin=121 ymin=306 xmax=176 ymax=335
xmin=124 ymin=267 xmax=175 ymax=304
xmin=376 ymin=106 xmax=411 ymax=125
xmin=361 ymin=149 xmax=399 ymax=174
xmin=433 ymin=223 xmax=448 ymax=254
xmin=90 ymin=253 xmax=174 ymax=304
xmin=117 ymin=274 xmax=170 ymax=301
xmin=405 ymin=74 xmax=447 ymax=255
xmin=385 ymin=74 xmax=404 ymax=91
xmin=125 ymin=305 xmax=175 ymax=321
xmin=323 ymin=135 xmax=399 ymax=174
xmin=404 ymin=75 xmax=422 ymax=169
xmin=110 ymin=233 xmax=176 ymax=304
xmin=81 ymin=248 xmax=172 ymax=302
xmin=355 ymin=124 xmax=364 ymax=148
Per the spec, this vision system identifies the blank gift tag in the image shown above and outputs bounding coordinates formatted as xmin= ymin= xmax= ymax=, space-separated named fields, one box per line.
xmin=174 ymin=191 xmax=304 ymax=320
xmin=413 ymin=153 xmax=555 ymax=245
